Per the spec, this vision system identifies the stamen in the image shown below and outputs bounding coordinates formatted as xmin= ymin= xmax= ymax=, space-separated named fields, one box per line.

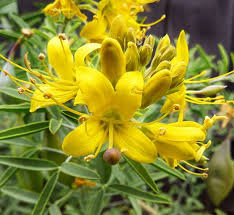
xmin=186 ymin=70 xmax=207 ymax=81
xmin=108 ymin=122 xmax=114 ymax=149
xmin=178 ymin=164 xmax=208 ymax=178
xmin=158 ymin=127 xmax=166 ymax=136
xmin=138 ymin=14 xmax=166 ymax=27
xmin=182 ymin=160 xmax=208 ymax=172
xmin=18 ymin=88 xmax=25 ymax=94
xmin=184 ymin=70 xmax=234 ymax=84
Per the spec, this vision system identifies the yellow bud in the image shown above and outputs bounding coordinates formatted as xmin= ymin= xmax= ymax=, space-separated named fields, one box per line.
xmin=125 ymin=42 xmax=140 ymax=71
xmin=110 ymin=15 xmax=128 ymax=48
xmin=159 ymin=45 xmax=176 ymax=62
xmin=170 ymin=61 xmax=187 ymax=88
xmin=101 ymin=38 xmax=126 ymax=86
xmin=144 ymin=35 xmax=155 ymax=50
xmin=151 ymin=60 xmax=171 ymax=76
xmin=139 ymin=44 xmax=153 ymax=67
xmin=155 ymin=34 xmax=170 ymax=56
xmin=141 ymin=69 xmax=172 ymax=108
xmin=124 ymin=27 xmax=137 ymax=49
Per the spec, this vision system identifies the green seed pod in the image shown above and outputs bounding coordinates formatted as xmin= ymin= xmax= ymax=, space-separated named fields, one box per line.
xmin=101 ymin=37 xmax=126 ymax=86
xmin=103 ymin=148 xmax=121 ymax=165
xmin=141 ymin=69 xmax=172 ymax=108
xmin=188 ymin=85 xmax=227 ymax=96
xmin=139 ymin=44 xmax=153 ymax=67
xmin=125 ymin=41 xmax=140 ymax=71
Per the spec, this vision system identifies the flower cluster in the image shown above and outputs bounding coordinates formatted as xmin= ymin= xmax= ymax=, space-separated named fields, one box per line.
xmin=0 ymin=0 xmax=233 ymax=178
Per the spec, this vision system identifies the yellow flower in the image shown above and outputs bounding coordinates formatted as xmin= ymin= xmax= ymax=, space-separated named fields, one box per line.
xmin=0 ymin=35 xmax=101 ymax=112
xmin=80 ymin=0 xmax=164 ymax=42
xmin=43 ymin=0 xmax=87 ymax=20
xmin=62 ymin=37 xmax=157 ymax=163
xmin=144 ymin=115 xmax=226 ymax=176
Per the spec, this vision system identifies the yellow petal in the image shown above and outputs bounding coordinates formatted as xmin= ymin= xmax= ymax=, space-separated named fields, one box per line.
xmin=80 ymin=18 xmax=107 ymax=41
xmin=42 ymin=0 xmax=61 ymax=17
xmin=171 ymin=30 xmax=189 ymax=66
xmin=30 ymin=84 xmax=77 ymax=112
xmin=155 ymin=140 xmax=196 ymax=161
xmin=47 ymin=36 xmax=74 ymax=81
xmin=114 ymin=124 xmax=157 ymax=163
xmin=62 ymin=119 xmax=107 ymax=156
xmin=100 ymin=37 xmax=126 ymax=86
xmin=74 ymin=43 xmax=101 ymax=67
xmin=76 ymin=66 xmax=115 ymax=115
xmin=114 ymin=71 xmax=144 ymax=120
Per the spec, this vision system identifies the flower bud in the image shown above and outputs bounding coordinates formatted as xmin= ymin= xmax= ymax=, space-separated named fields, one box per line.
xmin=124 ymin=27 xmax=137 ymax=49
xmin=159 ymin=45 xmax=176 ymax=62
xmin=141 ymin=69 xmax=172 ymax=108
xmin=103 ymin=148 xmax=121 ymax=165
xmin=155 ymin=34 xmax=170 ymax=56
xmin=125 ymin=42 xmax=140 ymax=71
xmin=188 ymin=85 xmax=227 ymax=96
xmin=101 ymin=38 xmax=126 ymax=86
xmin=170 ymin=61 xmax=187 ymax=89
xmin=139 ymin=44 xmax=153 ymax=67
xmin=144 ymin=35 xmax=155 ymax=50
xmin=151 ymin=60 xmax=171 ymax=76
xmin=110 ymin=15 xmax=128 ymax=48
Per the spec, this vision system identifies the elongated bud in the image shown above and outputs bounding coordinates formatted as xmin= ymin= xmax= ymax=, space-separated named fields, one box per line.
xmin=141 ymin=69 xmax=172 ymax=108
xmin=125 ymin=42 xmax=140 ymax=71
xmin=139 ymin=44 xmax=153 ymax=67
xmin=103 ymin=148 xmax=121 ymax=165
xmin=144 ymin=35 xmax=155 ymax=49
xmin=170 ymin=61 xmax=187 ymax=88
xmin=101 ymin=38 xmax=126 ymax=86
xmin=124 ymin=27 xmax=136 ymax=49
xmin=159 ymin=45 xmax=176 ymax=62
xmin=151 ymin=60 xmax=171 ymax=76
xmin=155 ymin=34 xmax=170 ymax=56
xmin=110 ymin=15 xmax=127 ymax=48
xmin=188 ymin=85 xmax=227 ymax=96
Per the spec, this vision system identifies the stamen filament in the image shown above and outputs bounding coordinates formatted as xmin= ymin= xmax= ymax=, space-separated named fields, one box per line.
xmin=186 ymin=70 xmax=207 ymax=81
xmin=108 ymin=122 xmax=114 ymax=149
xmin=138 ymin=14 xmax=166 ymax=27
xmin=178 ymin=164 xmax=206 ymax=177
xmin=182 ymin=160 xmax=208 ymax=172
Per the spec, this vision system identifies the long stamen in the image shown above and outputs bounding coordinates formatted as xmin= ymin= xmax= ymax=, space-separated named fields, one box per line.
xmin=138 ymin=14 xmax=166 ymax=27
xmin=185 ymin=70 xmax=207 ymax=81
xmin=178 ymin=164 xmax=208 ymax=178
xmin=108 ymin=122 xmax=114 ymax=149
xmin=182 ymin=160 xmax=208 ymax=172
xmin=184 ymin=70 xmax=234 ymax=84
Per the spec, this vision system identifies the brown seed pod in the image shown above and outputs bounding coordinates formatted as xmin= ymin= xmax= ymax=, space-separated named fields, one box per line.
xmin=103 ymin=148 xmax=121 ymax=165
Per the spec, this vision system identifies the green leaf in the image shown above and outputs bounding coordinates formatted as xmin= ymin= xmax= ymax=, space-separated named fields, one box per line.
xmin=0 ymin=148 xmax=38 ymax=188
xmin=0 ymin=121 xmax=49 ymax=140
xmin=32 ymin=171 xmax=60 ymax=215
xmin=0 ymin=156 xmax=58 ymax=171
xmin=1 ymin=186 xmax=39 ymax=204
xmin=218 ymin=44 xmax=229 ymax=73
xmin=230 ymin=52 xmax=234 ymax=68
xmin=95 ymin=152 xmax=112 ymax=184
xmin=49 ymin=118 xmax=63 ymax=135
xmin=0 ymin=103 xmax=30 ymax=112
xmin=0 ymin=138 xmax=38 ymax=147
xmin=196 ymin=45 xmax=215 ymax=69
xmin=9 ymin=13 xmax=29 ymax=28
xmin=151 ymin=159 xmax=185 ymax=180
xmin=124 ymin=156 xmax=159 ymax=193
xmin=49 ymin=204 xmax=62 ymax=215
xmin=60 ymin=162 xmax=100 ymax=180
xmin=129 ymin=197 xmax=142 ymax=215
xmin=109 ymin=184 xmax=171 ymax=204
xmin=33 ymin=29 xmax=51 ymax=40
xmin=0 ymin=29 xmax=20 ymax=39
xmin=87 ymin=189 xmax=104 ymax=215
xmin=0 ymin=87 xmax=30 ymax=102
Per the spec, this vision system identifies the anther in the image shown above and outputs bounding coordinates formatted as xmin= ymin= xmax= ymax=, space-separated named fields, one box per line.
xmin=79 ymin=116 xmax=88 ymax=124
xmin=25 ymin=84 xmax=31 ymax=90
xmin=38 ymin=53 xmax=45 ymax=60
xmin=84 ymin=154 xmax=95 ymax=162
xmin=173 ymin=104 xmax=180 ymax=111
xmin=18 ymin=88 xmax=25 ymax=94
xmin=159 ymin=127 xmax=166 ymax=136
xmin=43 ymin=93 xmax=52 ymax=99
xmin=202 ymin=173 xmax=208 ymax=179
xmin=30 ymin=78 xmax=36 ymax=84
xmin=58 ymin=33 xmax=66 ymax=40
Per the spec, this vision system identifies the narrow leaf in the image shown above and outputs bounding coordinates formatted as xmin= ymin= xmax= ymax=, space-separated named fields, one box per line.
xmin=60 ymin=162 xmax=99 ymax=180
xmin=129 ymin=197 xmax=142 ymax=215
xmin=218 ymin=44 xmax=229 ymax=72
xmin=125 ymin=156 xmax=159 ymax=193
xmin=9 ymin=13 xmax=29 ymax=28
xmin=0 ymin=121 xmax=49 ymax=140
xmin=49 ymin=118 xmax=63 ymax=135
xmin=32 ymin=171 xmax=60 ymax=215
xmin=151 ymin=159 xmax=185 ymax=180
xmin=87 ymin=189 xmax=104 ymax=215
xmin=109 ymin=184 xmax=170 ymax=204
xmin=1 ymin=186 xmax=39 ymax=204
xmin=0 ymin=29 xmax=20 ymax=39
xmin=49 ymin=204 xmax=62 ymax=215
xmin=0 ymin=87 xmax=30 ymax=101
xmin=0 ymin=156 xmax=58 ymax=171
xmin=0 ymin=103 xmax=30 ymax=112
xmin=0 ymin=148 xmax=38 ymax=188
xmin=0 ymin=138 xmax=38 ymax=147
